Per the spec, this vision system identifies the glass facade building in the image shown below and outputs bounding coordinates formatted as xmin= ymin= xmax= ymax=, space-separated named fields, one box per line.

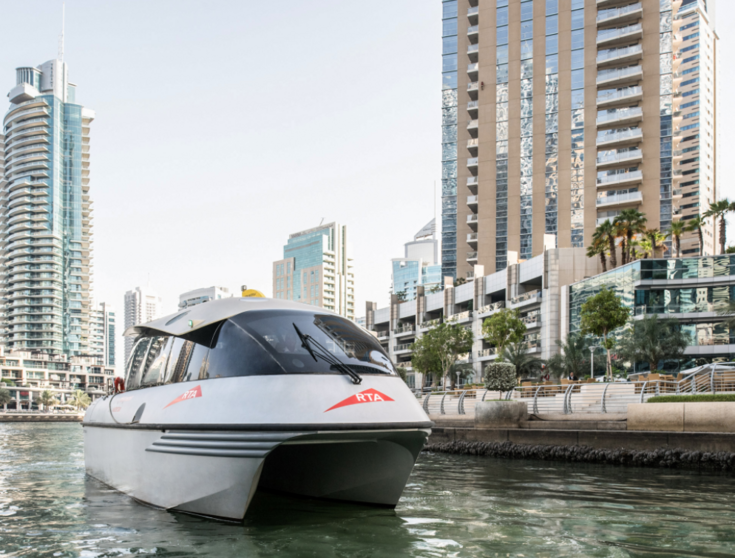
xmin=1 ymin=59 xmax=94 ymax=356
xmin=273 ymin=222 xmax=355 ymax=319
xmin=442 ymin=0 xmax=458 ymax=279
xmin=569 ymin=256 xmax=735 ymax=368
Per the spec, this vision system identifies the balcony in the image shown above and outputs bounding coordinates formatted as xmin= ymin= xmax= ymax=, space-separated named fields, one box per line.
xmin=467 ymin=43 xmax=479 ymax=62
xmin=467 ymin=214 xmax=478 ymax=230
xmin=596 ymin=23 xmax=642 ymax=48
xmin=394 ymin=343 xmax=414 ymax=354
xmin=467 ymin=157 xmax=478 ymax=170
xmin=467 ymin=63 xmax=478 ymax=79
xmin=467 ymin=232 xmax=478 ymax=246
xmin=467 ymin=5 xmax=479 ymax=24
xmin=467 ymin=251 xmax=478 ymax=263
xmin=476 ymin=347 xmax=497 ymax=361
xmin=467 ymin=195 xmax=478 ymax=208
xmin=596 ymin=86 xmax=643 ymax=108
xmin=467 ymin=176 xmax=479 ymax=191
xmin=467 ymin=138 xmax=479 ymax=154
xmin=467 ymin=119 xmax=478 ymax=136
xmin=597 ymin=44 xmax=643 ymax=68
xmin=596 ymin=189 xmax=643 ymax=208
xmin=448 ymin=310 xmax=472 ymax=323
xmin=597 ymin=169 xmax=643 ymax=188
xmin=596 ymin=127 xmax=642 ymax=148
xmin=394 ymin=323 xmax=415 ymax=336
xmin=596 ymin=148 xmax=643 ymax=168
xmin=478 ymin=301 xmax=505 ymax=315
xmin=419 ymin=318 xmax=441 ymax=330
xmin=597 ymin=2 xmax=642 ymax=26
xmin=467 ymin=82 xmax=479 ymax=100
xmin=467 ymin=25 xmax=479 ymax=43
xmin=467 ymin=100 xmax=479 ymax=117
xmin=596 ymin=106 xmax=643 ymax=127
xmin=596 ymin=65 xmax=643 ymax=88
xmin=510 ymin=290 xmax=542 ymax=307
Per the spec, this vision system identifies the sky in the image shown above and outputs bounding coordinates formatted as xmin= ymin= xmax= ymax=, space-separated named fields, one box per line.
xmin=0 ymin=1 xmax=733 ymax=365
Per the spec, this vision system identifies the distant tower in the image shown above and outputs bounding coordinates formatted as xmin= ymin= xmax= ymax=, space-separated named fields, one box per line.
xmin=123 ymin=287 xmax=162 ymax=363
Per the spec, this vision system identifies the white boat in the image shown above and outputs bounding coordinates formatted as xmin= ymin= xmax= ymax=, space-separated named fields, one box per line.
xmin=82 ymin=298 xmax=431 ymax=520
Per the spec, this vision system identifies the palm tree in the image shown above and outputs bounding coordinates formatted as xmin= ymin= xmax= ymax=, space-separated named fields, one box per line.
xmin=596 ymin=220 xmax=618 ymax=268
xmin=38 ymin=390 xmax=58 ymax=411
xmin=644 ymin=228 xmax=667 ymax=258
xmin=617 ymin=315 xmax=690 ymax=374
xmin=704 ymin=199 xmax=731 ymax=255
xmin=0 ymin=388 xmax=12 ymax=408
xmin=613 ymin=209 xmax=647 ymax=265
xmin=69 ymin=389 xmax=91 ymax=411
xmin=500 ymin=341 xmax=544 ymax=378
xmin=686 ymin=216 xmax=706 ymax=256
xmin=636 ymin=238 xmax=653 ymax=259
xmin=587 ymin=229 xmax=608 ymax=272
xmin=546 ymin=334 xmax=590 ymax=379
xmin=667 ymin=221 xmax=687 ymax=258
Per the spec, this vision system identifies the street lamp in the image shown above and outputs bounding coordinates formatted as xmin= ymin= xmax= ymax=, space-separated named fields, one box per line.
xmin=590 ymin=345 xmax=599 ymax=379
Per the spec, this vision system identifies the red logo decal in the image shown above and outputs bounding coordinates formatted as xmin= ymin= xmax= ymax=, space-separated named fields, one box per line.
xmin=324 ymin=388 xmax=394 ymax=412
xmin=164 ymin=385 xmax=202 ymax=409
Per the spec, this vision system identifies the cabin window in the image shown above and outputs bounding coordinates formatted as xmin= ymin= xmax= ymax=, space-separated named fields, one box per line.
xmin=140 ymin=336 xmax=174 ymax=386
xmin=163 ymin=337 xmax=188 ymax=383
xmin=125 ymin=338 xmax=151 ymax=390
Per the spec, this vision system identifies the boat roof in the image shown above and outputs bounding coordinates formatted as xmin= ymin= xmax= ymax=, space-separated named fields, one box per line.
xmin=123 ymin=297 xmax=342 ymax=339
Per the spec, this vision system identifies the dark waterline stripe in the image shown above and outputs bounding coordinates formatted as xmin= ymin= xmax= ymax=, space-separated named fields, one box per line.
xmin=82 ymin=421 xmax=434 ymax=432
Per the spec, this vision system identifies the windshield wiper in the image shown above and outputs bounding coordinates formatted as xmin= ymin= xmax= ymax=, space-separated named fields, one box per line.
xmin=292 ymin=323 xmax=362 ymax=385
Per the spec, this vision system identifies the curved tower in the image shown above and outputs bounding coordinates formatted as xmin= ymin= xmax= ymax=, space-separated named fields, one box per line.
xmin=0 ymin=59 xmax=93 ymax=355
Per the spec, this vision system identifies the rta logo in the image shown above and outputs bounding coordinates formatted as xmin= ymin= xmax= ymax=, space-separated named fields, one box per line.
xmin=164 ymin=385 xmax=203 ymax=409
xmin=325 ymin=388 xmax=394 ymax=412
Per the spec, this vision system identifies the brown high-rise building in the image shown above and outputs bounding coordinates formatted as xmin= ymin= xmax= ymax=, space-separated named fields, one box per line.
xmin=441 ymin=0 xmax=717 ymax=279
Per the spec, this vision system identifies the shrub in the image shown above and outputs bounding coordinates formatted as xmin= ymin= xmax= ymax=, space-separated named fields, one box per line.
xmin=484 ymin=362 xmax=517 ymax=392
xmin=648 ymin=394 xmax=735 ymax=403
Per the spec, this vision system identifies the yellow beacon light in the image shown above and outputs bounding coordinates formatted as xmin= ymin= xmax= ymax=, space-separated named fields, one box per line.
xmin=241 ymin=285 xmax=266 ymax=298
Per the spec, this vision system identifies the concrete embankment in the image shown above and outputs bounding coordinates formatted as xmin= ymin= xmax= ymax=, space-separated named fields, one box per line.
xmin=425 ymin=416 xmax=735 ymax=471
xmin=0 ymin=413 xmax=82 ymax=423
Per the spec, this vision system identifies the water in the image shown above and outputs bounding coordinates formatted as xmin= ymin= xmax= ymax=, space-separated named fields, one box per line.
xmin=2 ymin=424 xmax=735 ymax=557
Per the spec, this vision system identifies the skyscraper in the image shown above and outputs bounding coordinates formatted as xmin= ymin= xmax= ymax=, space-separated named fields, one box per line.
xmin=1 ymin=58 xmax=94 ymax=355
xmin=89 ymin=301 xmax=116 ymax=369
xmin=391 ymin=219 xmax=442 ymax=301
xmin=124 ymin=286 xmax=162 ymax=363
xmin=272 ymin=222 xmax=355 ymax=319
xmin=441 ymin=0 xmax=717 ymax=278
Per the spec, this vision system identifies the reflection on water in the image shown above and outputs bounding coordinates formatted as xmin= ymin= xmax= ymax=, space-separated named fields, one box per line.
xmin=2 ymin=423 xmax=735 ymax=557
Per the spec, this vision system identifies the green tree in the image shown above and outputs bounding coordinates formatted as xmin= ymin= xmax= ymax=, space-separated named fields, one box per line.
xmin=686 ymin=216 xmax=706 ymax=256
xmin=395 ymin=290 xmax=408 ymax=302
xmin=0 ymin=388 xmax=12 ymax=408
xmin=69 ymin=390 xmax=91 ymax=411
xmin=428 ymin=285 xmax=442 ymax=294
xmin=482 ymin=308 xmax=526 ymax=355
xmin=453 ymin=277 xmax=467 ymax=287
xmin=727 ymin=246 xmax=735 ymax=254
xmin=596 ymin=220 xmax=618 ymax=268
xmin=411 ymin=322 xmax=473 ymax=389
xmin=704 ymin=199 xmax=732 ymax=255
xmin=38 ymin=390 xmax=58 ymax=410
xmin=500 ymin=341 xmax=543 ymax=378
xmin=580 ymin=288 xmax=630 ymax=380
xmin=395 ymin=366 xmax=409 ymax=383
xmin=614 ymin=209 xmax=647 ymax=265
xmin=0 ymin=378 xmax=15 ymax=387
xmin=546 ymin=333 xmax=590 ymax=379
xmin=635 ymin=238 xmax=652 ymax=259
xmin=616 ymin=315 xmax=690 ymax=373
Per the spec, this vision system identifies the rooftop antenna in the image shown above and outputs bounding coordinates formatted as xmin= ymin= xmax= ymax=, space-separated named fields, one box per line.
xmin=319 ymin=217 xmax=324 ymax=226
xmin=58 ymin=2 xmax=65 ymax=62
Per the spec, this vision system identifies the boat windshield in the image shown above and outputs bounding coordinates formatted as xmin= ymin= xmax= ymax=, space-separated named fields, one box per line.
xmin=125 ymin=309 xmax=396 ymax=389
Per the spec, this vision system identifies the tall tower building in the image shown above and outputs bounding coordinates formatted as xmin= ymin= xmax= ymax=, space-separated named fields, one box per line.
xmin=441 ymin=0 xmax=717 ymax=278
xmin=89 ymin=302 xmax=116 ymax=369
xmin=272 ymin=222 xmax=355 ymax=319
xmin=391 ymin=219 xmax=442 ymax=301
xmin=1 ymin=59 xmax=94 ymax=355
xmin=124 ymin=286 xmax=162 ymax=363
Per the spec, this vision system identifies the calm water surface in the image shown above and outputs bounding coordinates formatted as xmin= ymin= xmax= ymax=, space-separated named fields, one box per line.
xmin=1 ymin=423 xmax=735 ymax=557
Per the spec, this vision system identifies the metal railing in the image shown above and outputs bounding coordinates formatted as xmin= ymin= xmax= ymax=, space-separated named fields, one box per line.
xmin=510 ymin=290 xmax=541 ymax=305
xmin=419 ymin=318 xmax=441 ymax=329
xmin=477 ymin=301 xmax=505 ymax=314
xmin=418 ymin=364 xmax=735 ymax=417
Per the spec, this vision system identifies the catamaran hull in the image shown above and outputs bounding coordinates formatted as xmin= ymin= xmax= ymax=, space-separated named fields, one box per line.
xmin=84 ymin=425 xmax=428 ymax=520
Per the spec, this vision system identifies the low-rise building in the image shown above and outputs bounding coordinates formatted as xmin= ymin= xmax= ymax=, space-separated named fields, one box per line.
xmin=0 ymin=348 xmax=115 ymax=410
xmin=365 ymin=247 xmax=597 ymax=388
xmin=179 ymin=286 xmax=231 ymax=309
